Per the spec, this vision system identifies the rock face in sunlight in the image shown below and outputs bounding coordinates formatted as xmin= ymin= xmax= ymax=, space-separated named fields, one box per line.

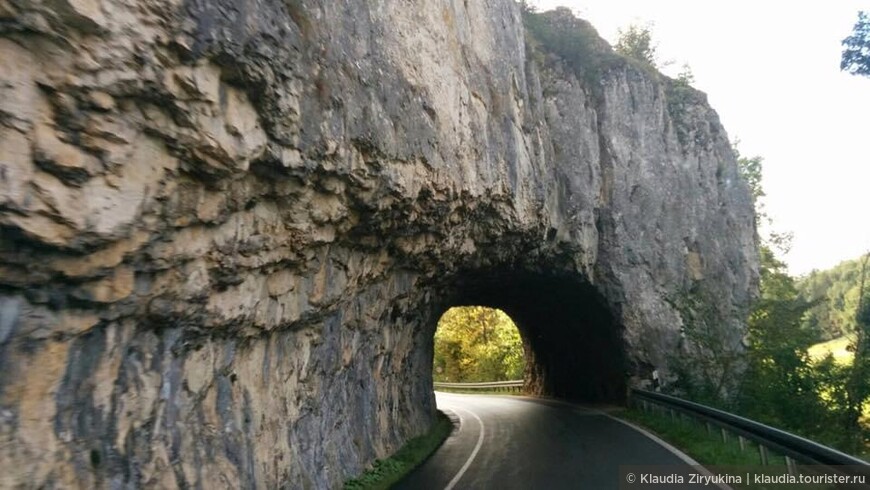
xmin=0 ymin=1 xmax=757 ymax=487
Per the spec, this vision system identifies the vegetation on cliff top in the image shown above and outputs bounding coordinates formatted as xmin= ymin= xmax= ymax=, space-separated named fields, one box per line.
xmin=520 ymin=4 xmax=705 ymax=143
xmin=520 ymin=4 xmax=642 ymax=86
xmin=613 ymin=23 xmax=658 ymax=67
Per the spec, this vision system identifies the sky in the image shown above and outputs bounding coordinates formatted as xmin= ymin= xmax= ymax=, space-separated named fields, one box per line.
xmin=529 ymin=0 xmax=870 ymax=276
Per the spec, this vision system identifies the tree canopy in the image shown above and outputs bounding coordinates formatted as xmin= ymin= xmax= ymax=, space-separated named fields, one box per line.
xmin=799 ymin=256 xmax=870 ymax=340
xmin=840 ymin=11 xmax=870 ymax=76
xmin=842 ymin=11 xmax=870 ymax=77
xmin=614 ymin=24 xmax=657 ymax=67
xmin=681 ymin=148 xmax=870 ymax=455
xmin=433 ymin=306 xmax=524 ymax=383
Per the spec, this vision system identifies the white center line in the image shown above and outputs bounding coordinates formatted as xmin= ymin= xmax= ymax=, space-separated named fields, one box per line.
xmin=443 ymin=405 xmax=486 ymax=490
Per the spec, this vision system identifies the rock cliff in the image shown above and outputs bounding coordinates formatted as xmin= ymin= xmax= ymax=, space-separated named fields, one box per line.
xmin=0 ymin=1 xmax=757 ymax=487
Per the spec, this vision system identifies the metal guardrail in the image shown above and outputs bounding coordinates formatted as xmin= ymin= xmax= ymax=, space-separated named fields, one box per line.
xmin=433 ymin=380 xmax=524 ymax=391
xmin=431 ymin=382 xmax=868 ymax=478
xmin=631 ymin=388 xmax=870 ymax=479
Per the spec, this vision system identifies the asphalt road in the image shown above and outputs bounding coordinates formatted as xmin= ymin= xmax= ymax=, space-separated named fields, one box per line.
xmin=395 ymin=392 xmax=718 ymax=490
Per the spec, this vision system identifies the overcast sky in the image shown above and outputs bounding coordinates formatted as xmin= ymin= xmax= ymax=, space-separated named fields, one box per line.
xmin=529 ymin=0 xmax=870 ymax=275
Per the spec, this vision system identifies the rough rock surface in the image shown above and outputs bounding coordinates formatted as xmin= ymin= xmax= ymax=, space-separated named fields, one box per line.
xmin=0 ymin=1 xmax=757 ymax=488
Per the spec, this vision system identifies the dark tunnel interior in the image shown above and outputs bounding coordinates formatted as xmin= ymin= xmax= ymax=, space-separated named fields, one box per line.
xmin=440 ymin=269 xmax=628 ymax=404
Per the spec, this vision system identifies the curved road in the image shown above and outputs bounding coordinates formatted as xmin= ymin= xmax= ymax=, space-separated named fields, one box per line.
xmin=395 ymin=392 xmax=720 ymax=490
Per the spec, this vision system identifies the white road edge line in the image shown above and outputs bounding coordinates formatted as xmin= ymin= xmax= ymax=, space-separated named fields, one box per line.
xmin=443 ymin=406 xmax=485 ymax=490
xmin=604 ymin=413 xmax=734 ymax=490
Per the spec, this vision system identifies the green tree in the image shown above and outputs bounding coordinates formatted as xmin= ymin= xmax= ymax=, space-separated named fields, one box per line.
xmin=733 ymin=151 xmax=830 ymax=437
xmin=842 ymin=254 xmax=870 ymax=453
xmin=736 ymin=150 xmax=793 ymax=254
xmin=736 ymin=247 xmax=833 ymax=439
xmin=433 ymin=306 xmax=524 ymax=382
xmin=676 ymin=63 xmax=695 ymax=86
xmin=799 ymin=256 xmax=870 ymax=340
xmin=841 ymin=11 xmax=870 ymax=77
xmin=521 ymin=5 xmax=617 ymax=86
xmin=615 ymin=24 xmax=657 ymax=67
xmin=683 ymin=150 xmax=848 ymax=447
xmin=734 ymin=148 xmax=868 ymax=454
xmin=737 ymin=154 xmax=764 ymax=205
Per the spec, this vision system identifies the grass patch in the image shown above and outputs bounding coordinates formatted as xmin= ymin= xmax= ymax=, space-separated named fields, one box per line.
xmin=343 ymin=411 xmax=453 ymax=490
xmin=807 ymin=335 xmax=870 ymax=425
xmin=615 ymin=407 xmax=851 ymax=489
xmin=808 ymin=334 xmax=856 ymax=365
xmin=617 ymin=407 xmax=784 ymax=467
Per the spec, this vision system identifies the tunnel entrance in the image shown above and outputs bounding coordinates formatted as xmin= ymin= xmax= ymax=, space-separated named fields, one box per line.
xmin=434 ymin=269 xmax=628 ymax=403
xmin=433 ymin=306 xmax=525 ymax=383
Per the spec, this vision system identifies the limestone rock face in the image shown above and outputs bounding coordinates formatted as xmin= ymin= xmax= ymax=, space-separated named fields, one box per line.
xmin=0 ymin=1 xmax=757 ymax=488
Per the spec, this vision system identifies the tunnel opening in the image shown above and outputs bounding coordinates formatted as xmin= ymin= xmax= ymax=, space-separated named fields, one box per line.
xmin=433 ymin=306 xmax=525 ymax=383
xmin=432 ymin=268 xmax=628 ymax=404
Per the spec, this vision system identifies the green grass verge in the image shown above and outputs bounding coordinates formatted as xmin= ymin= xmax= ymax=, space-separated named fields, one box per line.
xmin=616 ymin=407 xmax=785 ymax=467
xmin=615 ymin=408 xmax=847 ymax=489
xmin=343 ymin=411 xmax=453 ymax=490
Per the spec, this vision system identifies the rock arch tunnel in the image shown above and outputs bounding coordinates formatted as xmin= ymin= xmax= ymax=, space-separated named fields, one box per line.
xmin=0 ymin=0 xmax=759 ymax=488
xmin=430 ymin=267 xmax=627 ymax=403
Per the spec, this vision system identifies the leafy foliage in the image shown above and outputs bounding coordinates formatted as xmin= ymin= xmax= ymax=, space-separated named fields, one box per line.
xmin=678 ymin=148 xmax=870 ymax=456
xmin=800 ymin=255 xmax=870 ymax=454
xmin=735 ymin=247 xmax=835 ymax=442
xmin=520 ymin=5 xmax=640 ymax=88
xmin=735 ymin=249 xmax=870 ymax=454
xmin=433 ymin=306 xmax=524 ymax=382
xmin=665 ymin=63 xmax=704 ymax=145
xmin=734 ymin=149 xmax=870 ymax=452
xmin=737 ymin=155 xmax=764 ymax=205
xmin=521 ymin=5 xmax=699 ymax=146
xmin=843 ymin=256 xmax=870 ymax=454
xmin=676 ymin=63 xmax=695 ymax=86
xmin=736 ymin=150 xmax=793 ymax=253
xmin=614 ymin=24 xmax=657 ymax=67
xmin=799 ymin=256 xmax=870 ymax=340
xmin=841 ymin=11 xmax=870 ymax=77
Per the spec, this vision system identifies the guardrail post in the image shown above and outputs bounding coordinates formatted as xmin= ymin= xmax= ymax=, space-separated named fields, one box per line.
xmin=785 ymin=456 xmax=797 ymax=475
xmin=629 ymin=388 xmax=870 ymax=480
xmin=759 ymin=444 xmax=769 ymax=466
